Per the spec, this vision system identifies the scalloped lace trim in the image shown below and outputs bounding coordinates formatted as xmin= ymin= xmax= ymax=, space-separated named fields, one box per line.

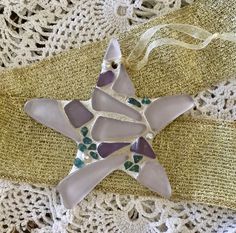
xmin=1 ymin=180 xmax=236 ymax=233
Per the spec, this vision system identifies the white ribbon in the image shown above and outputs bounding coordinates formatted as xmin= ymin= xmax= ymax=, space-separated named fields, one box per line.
xmin=126 ymin=23 xmax=236 ymax=70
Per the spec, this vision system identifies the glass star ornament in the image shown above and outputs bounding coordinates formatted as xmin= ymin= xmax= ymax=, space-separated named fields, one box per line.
xmin=24 ymin=39 xmax=194 ymax=209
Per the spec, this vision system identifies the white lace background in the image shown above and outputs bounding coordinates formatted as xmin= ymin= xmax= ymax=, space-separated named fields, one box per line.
xmin=0 ymin=0 xmax=236 ymax=232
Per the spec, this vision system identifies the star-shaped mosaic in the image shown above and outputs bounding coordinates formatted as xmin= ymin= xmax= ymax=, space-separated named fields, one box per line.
xmin=24 ymin=39 xmax=194 ymax=209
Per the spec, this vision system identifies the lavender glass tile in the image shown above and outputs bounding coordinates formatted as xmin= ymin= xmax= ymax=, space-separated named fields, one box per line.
xmin=97 ymin=142 xmax=130 ymax=158
xmin=64 ymin=100 xmax=94 ymax=128
xmin=130 ymin=137 xmax=156 ymax=159
xmin=97 ymin=70 xmax=115 ymax=87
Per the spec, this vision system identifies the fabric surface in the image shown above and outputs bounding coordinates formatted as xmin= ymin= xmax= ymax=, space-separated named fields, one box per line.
xmin=0 ymin=0 xmax=236 ymax=212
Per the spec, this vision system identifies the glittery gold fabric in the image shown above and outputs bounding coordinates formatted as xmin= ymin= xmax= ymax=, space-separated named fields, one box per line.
xmin=0 ymin=0 xmax=236 ymax=209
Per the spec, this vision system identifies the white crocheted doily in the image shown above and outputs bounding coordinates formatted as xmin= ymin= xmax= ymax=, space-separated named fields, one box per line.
xmin=1 ymin=180 xmax=236 ymax=233
xmin=1 ymin=0 xmax=236 ymax=232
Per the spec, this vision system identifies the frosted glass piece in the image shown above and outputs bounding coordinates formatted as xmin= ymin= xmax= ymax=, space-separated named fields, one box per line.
xmin=24 ymin=98 xmax=80 ymax=142
xmin=98 ymin=142 xmax=130 ymax=158
xmin=104 ymin=38 xmax=121 ymax=61
xmin=91 ymin=116 xmax=146 ymax=141
xmin=130 ymin=137 xmax=156 ymax=158
xmin=57 ymin=153 xmax=128 ymax=209
xmin=92 ymin=88 xmax=141 ymax=121
xmin=64 ymin=100 xmax=94 ymax=128
xmin=137 ymin=161 xmax=171 ymax=198
xmin=112 ymin=64 xmax=135 ymax=96
xmin=97 ymin=71 xmax=115 ymax=87
xmin=145 ymin=95 xmax=194 ymax=132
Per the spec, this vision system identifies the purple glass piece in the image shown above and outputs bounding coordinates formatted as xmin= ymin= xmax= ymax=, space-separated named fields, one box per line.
xmin=98 ymin=142 xmax=130 ymax=158
xmin=130 ymin=137 xmax=156 ymax=159
xmin=97 ymin=71 xmax=115 ymax=87
xmin=64 ymin=100 xmax=94 ymax=128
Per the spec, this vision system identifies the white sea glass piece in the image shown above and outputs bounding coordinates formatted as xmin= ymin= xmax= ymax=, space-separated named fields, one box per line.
xmin=91 ymin=116 xmax=146 ymax=141
xmin=92 ymin=88 xmax=141 ymax=121
xmin=24 ymin=98 xmax=80 ymax=142
xmin=137 ymin=160 xmax=171 ymax=198
xmin=104 ymin=38 xmax=121 ymax=61
xmin=57 ymin=153 xmax=128 ymax=209
xmin=145 ymin=95 xmax=194 ymax=132
xmin=112 ymin=64 xmax=135 ymax=96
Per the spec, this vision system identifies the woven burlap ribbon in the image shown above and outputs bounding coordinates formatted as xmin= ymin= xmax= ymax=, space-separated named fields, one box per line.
xmin=1 ymin=0 xmax=236 ymax=209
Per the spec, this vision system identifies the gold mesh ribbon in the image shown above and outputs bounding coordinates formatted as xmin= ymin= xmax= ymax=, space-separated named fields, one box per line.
xmin=0 ymin=0 xmax=236 ymax=209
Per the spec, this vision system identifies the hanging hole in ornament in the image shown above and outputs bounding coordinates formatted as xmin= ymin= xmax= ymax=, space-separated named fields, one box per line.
xmin=111 ymin=61 xmax=118 ymax=69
